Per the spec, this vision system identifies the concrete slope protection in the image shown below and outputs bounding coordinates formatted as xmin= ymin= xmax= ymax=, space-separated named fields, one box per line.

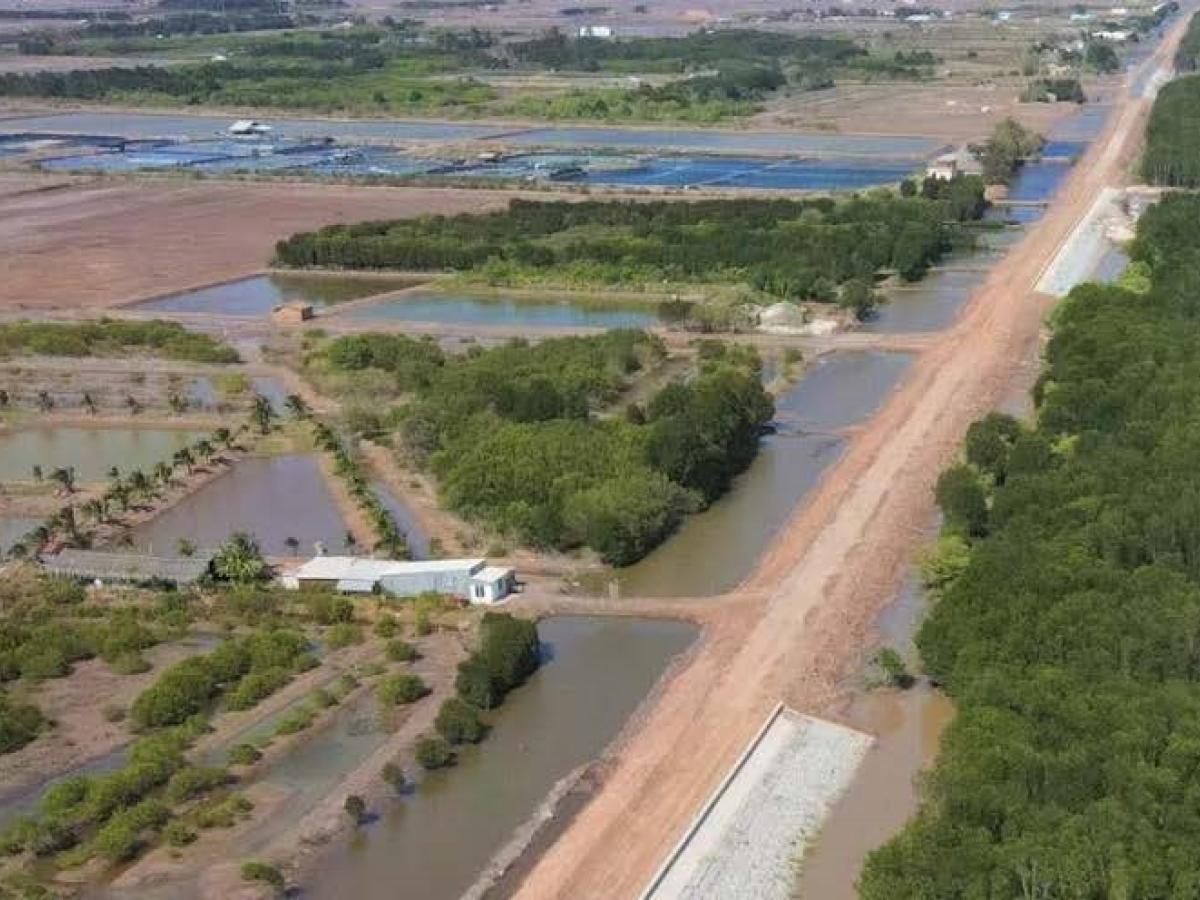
xmin=511 ymin=6 xmax=1197 ymax=899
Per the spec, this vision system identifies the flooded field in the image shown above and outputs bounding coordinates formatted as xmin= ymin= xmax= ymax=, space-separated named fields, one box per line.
xmin=132 ymin=454 xmax=348 ymax=556
xmin=136 ymin=274 xmax=419 ymax=317
xmin=302 ymin=615 xmax=696 ymax=900
xmin=345 ymin=292 xmax=658 ymax=330
xmin=614 ymin=351 xmax=913 ymax=598
xmin=868 ymin=267 xmax=989 ymax=333
xmin=0 ymin=516 xmax=41 ymax=554
xmin=0 ymin=426 xmax=207 ymax=484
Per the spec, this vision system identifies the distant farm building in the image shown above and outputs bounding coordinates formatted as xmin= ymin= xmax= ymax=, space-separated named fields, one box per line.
xmin=271 ymin=300 xmax=315 ymax=324
xmin=578 ymin=24 xmax=614 ymax=37
xmin=926 ymin=146 xmax=981 ymax=180
xmin=228 ymin=119 xmax=271 ymax=136
xmin=42 ymin=549 xmax=215 ymax=586
xmin=282 ymin=556 xmax=515 ymax=604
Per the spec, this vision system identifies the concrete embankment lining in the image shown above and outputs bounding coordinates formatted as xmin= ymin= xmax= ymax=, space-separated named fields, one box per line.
xmin=640 ymin=704 xmax=872 ymax=900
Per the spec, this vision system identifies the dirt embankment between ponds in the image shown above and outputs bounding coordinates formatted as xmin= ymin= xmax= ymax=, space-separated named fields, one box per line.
xmin=511 ymin=10 xmax=1195 ymax=898
xmin=0 ymin=175 xmax=526 ymax=310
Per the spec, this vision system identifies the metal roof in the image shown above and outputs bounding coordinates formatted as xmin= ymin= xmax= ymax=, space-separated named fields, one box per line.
xmin=42 ymin=549 xmax=215 ymax=585
xmin=293 ymin=556 xmax=485 ymax=582
xmin=473 ymin=566 xmax=514 ymax=583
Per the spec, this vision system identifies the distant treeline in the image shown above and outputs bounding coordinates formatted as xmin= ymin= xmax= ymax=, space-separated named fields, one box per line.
xmin=1142 ymin=72 xmax=1200 ymax=185
xmin=863 ymin=192 xmax=1200 ymax=896
xmin=314 ymin=331 xmax=772 ymax=564
xmin=276 ymin=185 xmax=985 ymax=301
xmin=1020 ymin=76 xmax=1084 ymax=103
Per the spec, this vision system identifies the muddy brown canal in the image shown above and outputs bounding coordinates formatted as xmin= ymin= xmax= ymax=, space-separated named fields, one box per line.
xmin=613 ymin=351 xmax=913 ymax=598
xmin=301 ymin=616 xmax=696 ymax=900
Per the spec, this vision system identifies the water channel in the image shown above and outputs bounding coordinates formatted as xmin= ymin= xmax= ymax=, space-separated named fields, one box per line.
xmin=136 ymin=274 xmax=420 ymax=317
xmin=612 ymin=351 xmax=913 ymax=598
xmin=0 ymin=426 xmax=207 ymax=484
xmin=290 ymin=616 xmax=696 ymax=899
xmin=132 ymin=454 xmax=349 ymax=556
xmin=346 ymin=292 xmax=659 ymax=330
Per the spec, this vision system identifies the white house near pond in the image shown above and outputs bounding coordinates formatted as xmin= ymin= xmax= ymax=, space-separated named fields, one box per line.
xmin=281 ymin=556 xmax=515 ymax=604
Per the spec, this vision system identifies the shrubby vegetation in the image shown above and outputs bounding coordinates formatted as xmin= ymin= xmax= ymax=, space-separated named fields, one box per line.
xmin=1020 ymin=76 xmax=1085 ymax=103
xmin=862 ymin=192 xmax=1200 ymax=896
xmin=0 ymin=319 xmax=238 ymax=364
xmin=1176 ymin=10 xmax=1200 ymax=71
xmin=276 ymin=189 xmax=986 ymax=299
xmin=130 ymin=629 xmax=309 ymax=728
xmin=1141 ymin=71 xmax=1200 ymax=186
xmin=454 ymin=612 xmax=539 ymax=710
xmin=975 ymin=117 xmax=1045 ymax=184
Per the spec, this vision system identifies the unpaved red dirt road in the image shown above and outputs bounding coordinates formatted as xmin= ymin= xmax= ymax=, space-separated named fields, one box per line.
xmin=513 ymin=12 xmax=1192 ymax=900
xmin=0 ymin=177 xmax=519 ymax=308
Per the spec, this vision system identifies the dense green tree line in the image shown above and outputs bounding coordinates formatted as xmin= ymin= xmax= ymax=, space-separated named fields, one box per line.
xmin=316 ymin=330 xmax=772 ymax=563
xmin=975 ymin=117 xmax=1045 ymax=184
xmin=1141 ymin=71 xmax=1200 ymax=186
xmin=0 ymin=320 xmax=238 ymax=364
xmin=1175 ymin=10 xmax=1200 ymax=70
xmin=862 ymin=193 xmax=1200 ymax=897
xmin=276 ymin=187 xmax=985 ymax=299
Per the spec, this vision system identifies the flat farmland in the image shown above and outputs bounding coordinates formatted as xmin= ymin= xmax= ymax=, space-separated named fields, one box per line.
xmin=0 ymin=175 xmax=522 ymax=308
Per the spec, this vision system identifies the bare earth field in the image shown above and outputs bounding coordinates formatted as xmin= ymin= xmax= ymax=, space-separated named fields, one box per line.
xmin=512 ymin=8 xmax=1190 ymax=899
xmin=0 ymin=176 xmax=522 ymax=309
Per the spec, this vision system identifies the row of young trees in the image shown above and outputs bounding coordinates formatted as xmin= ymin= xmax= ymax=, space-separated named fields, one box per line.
xmin=862 ymin=193 xmax=1200 ymax=895
xmin=276 ymin=189 xmax=986 ymax=300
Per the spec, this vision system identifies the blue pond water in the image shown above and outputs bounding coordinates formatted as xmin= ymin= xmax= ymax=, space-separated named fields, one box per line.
xmin=346 ymin=293 xmax=658 ymax=329
xmin=39 ymin=136 xmax=916 ymax=191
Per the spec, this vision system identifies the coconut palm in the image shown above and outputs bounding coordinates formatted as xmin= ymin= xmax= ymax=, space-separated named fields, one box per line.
xmin=50 ymin=467 xmax=75 ymax=494
xmin=250 ymin=394 xmax=276 ymax=436
xmin=36 ymin=391 xmax=53 ymax=412
xmin=82 ymin=392 xmax=97 ymax=415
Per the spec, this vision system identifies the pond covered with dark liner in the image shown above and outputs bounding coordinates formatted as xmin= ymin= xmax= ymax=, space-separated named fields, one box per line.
xmin=137 ymin=274 xmax=418 ymax=317
xmin=301 ymin=615 xmax=697 ymax=900
xmin=0 ymin=427 xmax=207 ymax=484
xmin=613 ymin=351 xmax=913 ymax=598
xmin=346 ymin=292 xmax=658 ymax=330
xmin=132 ymin=454 xmax=349 ymax=556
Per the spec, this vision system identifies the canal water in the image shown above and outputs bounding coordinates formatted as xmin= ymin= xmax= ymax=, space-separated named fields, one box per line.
xmin=136 ymin=274 xmax=417 ymax=317
xmin=613 ymin=351 xmax=913 ymax=598
xmin=345 ymin=292 xmax=658 ymax=330
xmin=0 ymin=426 xmax=207 ymax=484
xmin=132 ymin=454 xmax=349 ymax=556
xmin=301 ymin=615 xmax=696 ymax=900
xmin=371 ymin=481 xmax=431 ymax=560
xmin=0 ymin=516 xmax=42 ymax=554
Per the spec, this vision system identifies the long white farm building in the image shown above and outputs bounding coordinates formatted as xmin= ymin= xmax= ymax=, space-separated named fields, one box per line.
xmin=282 ymin=556 xmax=515 ymax=604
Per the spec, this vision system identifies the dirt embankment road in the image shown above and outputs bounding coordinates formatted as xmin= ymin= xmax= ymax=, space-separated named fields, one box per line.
xmin=512 ymin=12 xmax=1193 ymax=899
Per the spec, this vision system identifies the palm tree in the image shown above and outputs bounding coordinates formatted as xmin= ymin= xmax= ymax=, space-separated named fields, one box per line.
xmin=0 ymin=389 xmax=8 ymax=407
xmin=128 ymin=469 xmax=151 ymax=499
xmin=154 ymin=461 xmax=173 ymax=487
xmin=107 ymin=465 xmax=120 ymax=483
xmin=176 ymin=538 xmax=196 ymax=558
xmin=125 ymin=395 xmax=141 ymax=415
xmin=82 ymin=392 xmax=97 ymax=415
xmin=167 ymin=392 xmax=187 ymax=415
xmin=194 ymin=439 xmax=215 ymax=463
xmin=36 ymin=391 xmax=53 ymax=412
xmin=250 ymin=394 xmax=276 ymax=436
xmin=214 ymin=427 xmax=232 ymax=448
xmin=285 ymin=393 xmax=309 ymax=419
xmin=31 ymin=464 xmax=43 ymax=483
xmin=213 ymin=532 xmax=267 ymax=583
xmin=50 ymin=466 xmax=75 ymax=494
xmin=173 ymin=447 xmax=195 ymax=475
xmin=82 ymin=498 xmax=104 ymax=523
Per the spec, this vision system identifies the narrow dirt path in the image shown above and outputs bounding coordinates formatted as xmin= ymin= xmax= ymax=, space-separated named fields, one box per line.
xmin=512 ymin=11 xmax=1195 ymax=898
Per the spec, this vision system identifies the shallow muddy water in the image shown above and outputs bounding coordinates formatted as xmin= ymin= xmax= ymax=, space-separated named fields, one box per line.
xmin=0 ymin=516 xmax=41 ymax=554
xmin=346 ymin=292 xmax=658 ymax=330
xmin=0 ymin=426 xmax=207 ymax=484
xmin=136 ymin=274 xmax=415 ymax=317
xmin=302 ymin=616 xmax=696 ymax=900
xmin=132 ymin=455 xmax=349 ymax=556
xmin=613 ymin=351 xmax=913 ymax=598
xmin=371 ymin=481 xmax=430 ymax=559
xmin=867 ymin=266 xmax=989 ymax=333
xmin=792 ymin=573 xmax=953 ymax=898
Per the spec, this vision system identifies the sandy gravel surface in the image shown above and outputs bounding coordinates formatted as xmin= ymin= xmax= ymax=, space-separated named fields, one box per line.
xmin=512 ymin=9 xmax=1194 ymax=898
xmin=0 ymin=177 xmax=521 ymax=309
